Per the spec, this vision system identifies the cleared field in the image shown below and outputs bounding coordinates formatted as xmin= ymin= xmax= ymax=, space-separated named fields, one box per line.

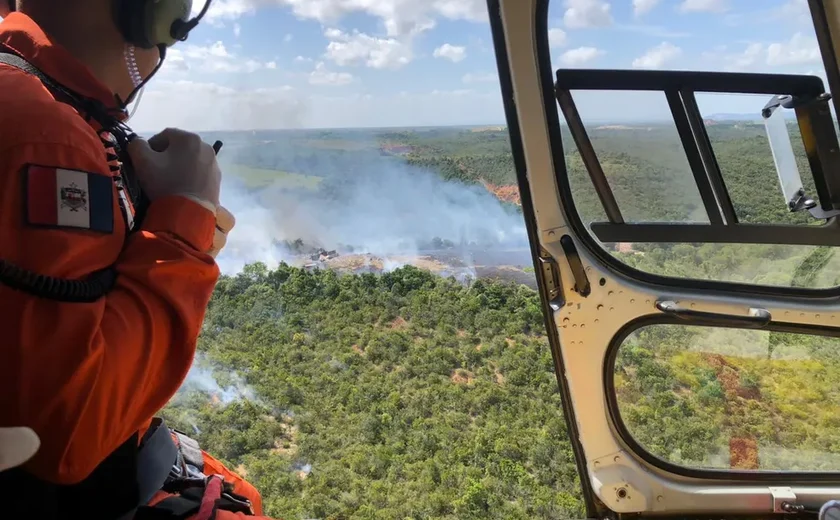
xmin=226 ymin=164 xmax=322 ymax=190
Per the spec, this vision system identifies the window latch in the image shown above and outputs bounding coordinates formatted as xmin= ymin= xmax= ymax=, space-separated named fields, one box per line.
xmin=770 ymin=487 xmax=798 ymax=513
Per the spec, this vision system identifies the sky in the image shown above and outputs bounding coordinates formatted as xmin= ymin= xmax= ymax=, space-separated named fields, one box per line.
xmin=5 ymin=0 xmax=830 ymax=129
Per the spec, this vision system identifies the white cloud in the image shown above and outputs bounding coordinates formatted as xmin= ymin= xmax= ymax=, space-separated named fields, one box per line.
xmin=192 ymin=0 xmax=490 ymax=43
xmin=163 ymin=49 xmax=189 ymax=71
xmin=727 ymin=42 xmax=764 ymax=69
xmin=162 ymin=41 xmax=276 ymax=74
xmin=767 ymin=32 xmax=821 ymax=66
xmin=133 ymin=80 xmax=306 ymax=131
xmin=433 ymin=43 xmax=467 ymax=63
xmin=548 ymin=28 xmax=567 ymax=48
xmin=559 ymin=46 xmax=605 ymax=66
xmin=133 ymin=82 xmax=500 ymax=129
xmin=192 ymin=0 xmax=490 ymax=39
xmin=324 ymin=28 xmax=413 ymax=69
xmin=277 ymin=0 xmax=487 ymax=37
xmin=242 ymin=59 xmax=264 ymax=73
xmin=632 ymin=42 xmax=682 ymax=69
xmin=633 ymin=0 xmax=660 ymax=16
xmin=711 ymin=33 xmax=821 ymax=71
xmin=431 ymin=89 xmax=473 ymax=96
xmin=233 ymin=23 xmax=241 ymax=37
xmin=679 ymin=0 xmax=728 ymax=13
xmin=616 ymin=24 xmax=691 ymax=38
xmin=563 ymin=0 xmax=613 ymax=29
xmin=462 ymin=72 xmax=497 ymax=83
xmin=284 ymin=34 xmax=293 ymax=42
xmin=309 ymin=61 xmax=354 ymax=86
xmin=779 ymin=0 xmax=810 ymax=22
xmin=294 ymin=55 xmax=313 ymax=63
xmin=193 ymin=0 xmax=255 ymax=24
xmin=722 ymin=0 xmax=810 ymax=27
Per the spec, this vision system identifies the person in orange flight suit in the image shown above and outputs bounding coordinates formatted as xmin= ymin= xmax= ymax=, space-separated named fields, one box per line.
xmin=0 ymin=1 xmax=274 ymax=519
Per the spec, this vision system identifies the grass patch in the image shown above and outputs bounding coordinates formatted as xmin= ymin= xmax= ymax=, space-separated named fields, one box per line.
xmin=227 ymin=164 xmax=323 ymax=190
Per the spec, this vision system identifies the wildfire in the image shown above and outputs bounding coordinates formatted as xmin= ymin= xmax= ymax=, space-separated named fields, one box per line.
xmin=481 ymin=181 xmax=521 ymax=205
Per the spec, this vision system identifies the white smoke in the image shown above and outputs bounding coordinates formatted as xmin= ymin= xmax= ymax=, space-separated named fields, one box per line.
xmin=214 ymin=176 xmax=290 ymax=274
xmin=177 ymin=352 xmax=258 ymax=405
xmin=212 ymin=148 xmax=530 ymax=276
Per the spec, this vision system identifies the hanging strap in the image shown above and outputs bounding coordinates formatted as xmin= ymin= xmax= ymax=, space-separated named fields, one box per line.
xmin=137 ymin=418 xmax=180 ymax=506
xmin=133 ymin=477 xmax=255 ymax=520
xmin=0 ymin=49 xmax=116 ymax=121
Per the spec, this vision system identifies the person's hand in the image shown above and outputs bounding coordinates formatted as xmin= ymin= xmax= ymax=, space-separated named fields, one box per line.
xmin=0 ymin=427 xmax=40 ymax=472
xmin=208 ymin=205 xmax=236 ymax=258
xmin=127 ymin=128 xmax=221 ymax=211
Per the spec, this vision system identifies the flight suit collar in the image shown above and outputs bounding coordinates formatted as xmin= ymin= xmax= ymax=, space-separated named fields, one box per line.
xmin=0 ymin=12 xmax=126 ymax=118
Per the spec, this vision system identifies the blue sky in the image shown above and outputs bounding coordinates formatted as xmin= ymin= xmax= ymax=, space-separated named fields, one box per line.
xmin=124 ymin=0 xmax=824 ymax=130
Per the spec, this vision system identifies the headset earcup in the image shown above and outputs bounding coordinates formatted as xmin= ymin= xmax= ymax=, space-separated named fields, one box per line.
xmin=112 ymin=0 xmax=153 ymax=49
xmin=113 ymin=0 xmax=194 ymax=48
xmin=148 ymin=0 xmax=193 ymax=47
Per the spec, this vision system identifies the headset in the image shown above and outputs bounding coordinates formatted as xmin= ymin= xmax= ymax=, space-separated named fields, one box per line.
xmin=0 ymin=1 xmax=212 ymax=49
xmin=112 ymin=0 xmax=212 ymax=49
xmin=109 ymin=0 xmax=214 ymax=106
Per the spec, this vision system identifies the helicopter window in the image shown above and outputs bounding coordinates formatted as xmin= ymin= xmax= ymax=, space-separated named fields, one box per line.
xmin=556 ymin=72 xmax=840 ymax=290
xmin=611 ymin=323 xmax=840 ymax=472
xmin=694 ymin=92 xmax=821 ymax=227
xmin=564 ymin=90 xmax=711 ymax=225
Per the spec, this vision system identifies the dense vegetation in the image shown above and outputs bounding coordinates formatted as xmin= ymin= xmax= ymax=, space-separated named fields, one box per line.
xmin=162 ymin=265 xmax=581 ymax=519
xmin=170 ymin=122 xmax=840 ymax=519
xmin=616 ymin=325 xmax=840 ymax=472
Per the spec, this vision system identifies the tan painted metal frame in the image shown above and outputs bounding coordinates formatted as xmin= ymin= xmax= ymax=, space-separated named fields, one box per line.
xmin=495 ymin=0 xmax=840 ymax=515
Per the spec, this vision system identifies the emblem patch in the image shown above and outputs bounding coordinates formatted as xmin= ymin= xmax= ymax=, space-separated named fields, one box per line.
xmin=24 ymin=165 xmax=114 ymax=233
xmin=60 ymin=183 xmax=88 ymax=212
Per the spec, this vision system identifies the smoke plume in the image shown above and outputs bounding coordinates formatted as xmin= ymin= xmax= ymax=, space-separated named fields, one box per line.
xmin=177 ymin=352 xmax=258 ymax=405
xmin=212 ymin=146 xmax=530 ymax=276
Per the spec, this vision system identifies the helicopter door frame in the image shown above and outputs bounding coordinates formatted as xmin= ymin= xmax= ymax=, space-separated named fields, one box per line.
xmin=487 ymin=0 xmax=840 ymax=518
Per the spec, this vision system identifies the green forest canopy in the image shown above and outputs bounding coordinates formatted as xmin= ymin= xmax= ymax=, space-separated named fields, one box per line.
xmin=165 ymin=124 xmax=840 ymax=519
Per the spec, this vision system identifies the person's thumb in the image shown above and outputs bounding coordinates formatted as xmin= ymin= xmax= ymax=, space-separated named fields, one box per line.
xmin=216 ymin=206 xmax=236 ymax=233
xmin=209 ymin=228 xmax=227 ymax=258
xmin=0 ymin=427 xmax=40 ymax=472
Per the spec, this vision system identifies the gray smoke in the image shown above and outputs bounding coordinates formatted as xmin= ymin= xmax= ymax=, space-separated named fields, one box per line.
xmin=178 ymin=352 xmax=258 ymax=405
xmin=213 ymin=152 xmax=530 ymax=275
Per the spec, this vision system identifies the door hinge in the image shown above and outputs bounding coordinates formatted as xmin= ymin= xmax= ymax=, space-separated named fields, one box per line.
xmin=538 ymin=249 xmax=565 ymax=311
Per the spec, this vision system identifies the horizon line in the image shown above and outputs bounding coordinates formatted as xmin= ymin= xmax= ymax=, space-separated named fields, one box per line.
xmin=135 ymin=118 xmax=783 ymax=134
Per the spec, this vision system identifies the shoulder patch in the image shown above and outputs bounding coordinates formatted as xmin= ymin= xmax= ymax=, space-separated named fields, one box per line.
xmin=23 ymin=165 xmax=114 ymax=233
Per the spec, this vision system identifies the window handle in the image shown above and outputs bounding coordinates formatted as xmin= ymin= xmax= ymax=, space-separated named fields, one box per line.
xmin=655 ymin=300 xmax=772 ymax=328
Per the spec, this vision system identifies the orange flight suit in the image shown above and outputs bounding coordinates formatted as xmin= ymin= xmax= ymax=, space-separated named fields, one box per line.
xmin=0 ymin=12 xmax=269 ymax=518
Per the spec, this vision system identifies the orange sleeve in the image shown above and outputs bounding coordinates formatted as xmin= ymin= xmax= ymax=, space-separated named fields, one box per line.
xmin=0 ymin=122 xmax=220 ymax=484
